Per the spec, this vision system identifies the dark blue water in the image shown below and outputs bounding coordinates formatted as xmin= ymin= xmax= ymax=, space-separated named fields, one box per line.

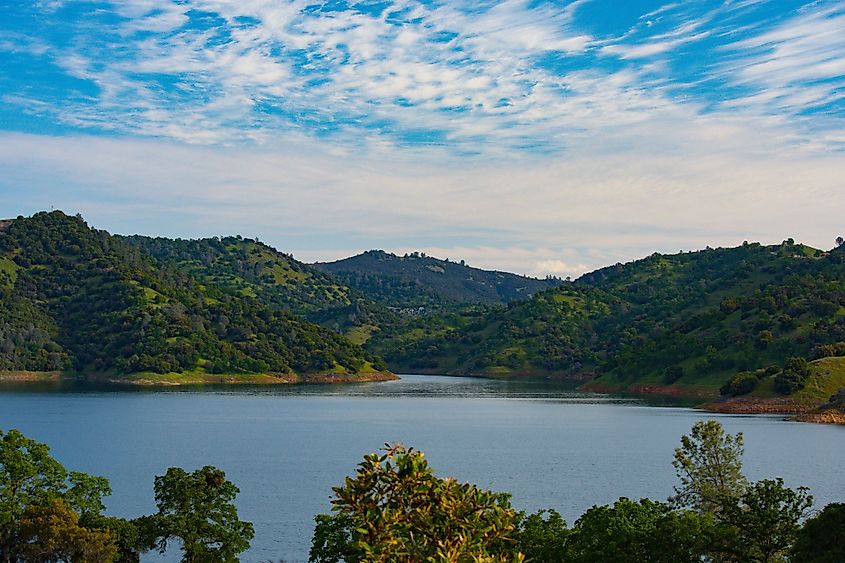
xmin=0 ymin=374 xmax=842 ymax=562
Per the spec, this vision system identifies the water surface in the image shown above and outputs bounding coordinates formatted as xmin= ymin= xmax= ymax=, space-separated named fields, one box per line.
xmin=0 ymin=374 xmax=842 ymax=562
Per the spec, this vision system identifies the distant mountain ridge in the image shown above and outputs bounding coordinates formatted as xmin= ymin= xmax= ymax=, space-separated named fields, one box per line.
xmin=313 ymin=249 xmax=560 ymax=309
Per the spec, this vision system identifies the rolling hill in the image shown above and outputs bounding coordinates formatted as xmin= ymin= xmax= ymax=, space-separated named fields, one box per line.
xmin=0 ymin=212 xmax=386 ymax=382
xmin=371 ymin=240 xmax=845 ymax=397
xmin=313 ymin=250 xmax=560 ymax=310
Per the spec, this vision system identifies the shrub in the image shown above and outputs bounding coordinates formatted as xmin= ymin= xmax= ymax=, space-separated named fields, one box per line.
xmin=720 ymin=371 xmax=759 ymax=396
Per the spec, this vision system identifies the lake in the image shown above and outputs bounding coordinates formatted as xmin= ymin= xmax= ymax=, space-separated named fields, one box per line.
xmin=0 ymin=374 xmax=842 ymax=562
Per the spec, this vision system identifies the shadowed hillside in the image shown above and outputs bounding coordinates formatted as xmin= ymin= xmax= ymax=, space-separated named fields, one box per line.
xmin=314 ymin=250 xmax=560 ymax=310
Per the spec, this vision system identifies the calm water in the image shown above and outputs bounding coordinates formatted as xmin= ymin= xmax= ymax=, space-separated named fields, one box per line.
xmin=0 ymin=374 xmax=842 ymax=562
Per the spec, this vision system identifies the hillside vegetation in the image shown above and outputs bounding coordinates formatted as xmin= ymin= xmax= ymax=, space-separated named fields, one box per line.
xmin=314 ymin=249 xmax=560 ymax=310
xmin=373 ymin=240 xmax=845 ymax=396
xmin=121 ymin=235 xmax=395 ymax=335
xmin=0 ymin=212 xmax=385 ymax=380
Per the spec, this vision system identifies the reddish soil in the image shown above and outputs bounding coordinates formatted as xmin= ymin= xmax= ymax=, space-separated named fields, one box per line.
xmin=0 ymin=371 xmax=60 ymax=382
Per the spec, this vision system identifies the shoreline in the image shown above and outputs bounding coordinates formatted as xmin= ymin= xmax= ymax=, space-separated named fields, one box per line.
xmin=0 ymin=370 xmax=398 ymax=387
xmin=3 ymin=369 xmax=841 ymax=424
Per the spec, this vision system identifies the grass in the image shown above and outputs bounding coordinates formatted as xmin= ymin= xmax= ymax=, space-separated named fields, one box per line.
xmin=119 ymin=370 xmax=293 ymax=385
xmin=0 ymin=256 xmax=18 ymax=287
xmin=346 ymin=324 xmax=377 ymax=345
xmin=794 ymin=357 xmax=845 ymax=402
xmin=745 ymin=357 xmax=845 ymax=403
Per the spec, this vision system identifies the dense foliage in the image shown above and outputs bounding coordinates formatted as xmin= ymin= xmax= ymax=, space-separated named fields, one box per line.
xmin=310 ymin=422 xmax=838 ymax=563
xmin=372 ymin=241 xmax=845 ymax=393
xmin=3 ymin=425 xmax=843 ymax=562
xmin=0 ymin=212 xmax=383 ymax=377
xmin=310 ymin=445 xmax=522 ymax=562
xmin=121 ymin=235 xmax=396 ymax=335
xmin=0 ymin=428 xmax=252 ymax=563
xmin=146 ymin=466 xmax=254 ymax=562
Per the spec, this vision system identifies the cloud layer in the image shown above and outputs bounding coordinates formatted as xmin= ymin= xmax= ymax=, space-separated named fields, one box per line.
xmin=1 ymin=1 xmax=844 ymax=276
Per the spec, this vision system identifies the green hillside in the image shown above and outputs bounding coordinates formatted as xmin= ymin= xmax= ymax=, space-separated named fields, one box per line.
xmin=373 ymin=240 xmax=845 ymax=395
xmin=314 ymin=250 xmax=560 ymax=310
xmin=121 ymin=235 xmax=395 ymax=335
xmin=0 ymin=212 xmax=385 ymax=380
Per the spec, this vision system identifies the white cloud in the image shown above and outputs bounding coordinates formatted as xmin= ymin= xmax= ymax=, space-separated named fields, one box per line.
xmin=1 ymin=126 xmax=843 ymax=276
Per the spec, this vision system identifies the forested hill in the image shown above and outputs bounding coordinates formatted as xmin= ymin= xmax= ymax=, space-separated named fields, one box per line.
xmin=313 ymin=250 xmax=560 ymax=309
xmin=373 ymin=240 xmax=845 ymax=394
xmin=120 ymin=235 xmax=394 ymax=335
xmin=0 ymin=212 xmax=385 ymax=379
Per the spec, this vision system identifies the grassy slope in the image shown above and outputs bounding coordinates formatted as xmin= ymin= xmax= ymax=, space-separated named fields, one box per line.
xmin=794 ymin=357 xmax=845 ymax=402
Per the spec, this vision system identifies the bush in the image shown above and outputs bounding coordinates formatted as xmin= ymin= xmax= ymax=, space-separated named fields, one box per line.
xmin=720 ymin=371 xmax=759 ymax=396
xmin=774 ymin=357 xmax=810 ymax=394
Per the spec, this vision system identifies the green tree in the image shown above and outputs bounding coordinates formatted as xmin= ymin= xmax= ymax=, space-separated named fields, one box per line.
xmin=774 ymin=357 xmax=811 ymax=394
xmin=149 ymin=465 xmax=254 ymax=563
xmin=0 ymin=429 xmax=68 ymax=561
xmin=16 ymin=497 xmax=118 ymax=563
xmin=65 ymin=471 xmax=112 ymax=523
xmin=713 ymin=478 xmax=812 ymax=562
xmin=669 ymin=421 xmax=747 ymax=513
xmin=720 ymin=371 xmax=759 ymax=396
xmin=790 ymin=502 xmax=845 ymax=563
xmin=566 ymin=498 xmax=711 ymax=563
xmin=309 ymin=445 xmax=523 ymax=563
xmin=513 ymin=509 xmax=569 ymax=563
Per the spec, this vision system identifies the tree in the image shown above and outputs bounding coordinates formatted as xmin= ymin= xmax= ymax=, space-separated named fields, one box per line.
xmin=836 ymin=236 xmax=844 ymax=247
xmin=774 ymin=357 xmax=810 ymax=395
xmin=720 ymin=371 xmax=759 ymax=396
xmin=150 ymin=465 xmax=254 ymax=562
xmin=513 ymin=510 xmax=569 ymax=563
xmin=566 ymin=498 xmax=711 ymax=563
xmin=791 ymin=502 xmax=845 ymax=562
xmin=0 ymin=428 xmax=139 ymax=562
xmin=0 ymin=429 xmax=68 ymax=561
xmin=713 ymin=478 xmax=812 ymax=562
xmin=669 ymin=421 xmax=747 ymax=513
xmin=16 ymin=498 xmax=118 ymax=563
xmin=309 ymin=444 xmax=523 ymax=563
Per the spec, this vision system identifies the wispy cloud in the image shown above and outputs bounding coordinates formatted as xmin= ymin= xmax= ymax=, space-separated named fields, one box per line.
xmin=2 ymin=129 xmax=843 ymax=276
xmin=3 ymin=0 xmax=841 ymax=154
xmin=714 ymin=4 xmax=845 ymax=115
xmin=1 ymin=1 xmax=844 ymax=275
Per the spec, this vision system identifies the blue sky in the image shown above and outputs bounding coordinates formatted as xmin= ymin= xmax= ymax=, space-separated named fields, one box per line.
xmin=1 ymin=0 xmax=844 ymax=276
